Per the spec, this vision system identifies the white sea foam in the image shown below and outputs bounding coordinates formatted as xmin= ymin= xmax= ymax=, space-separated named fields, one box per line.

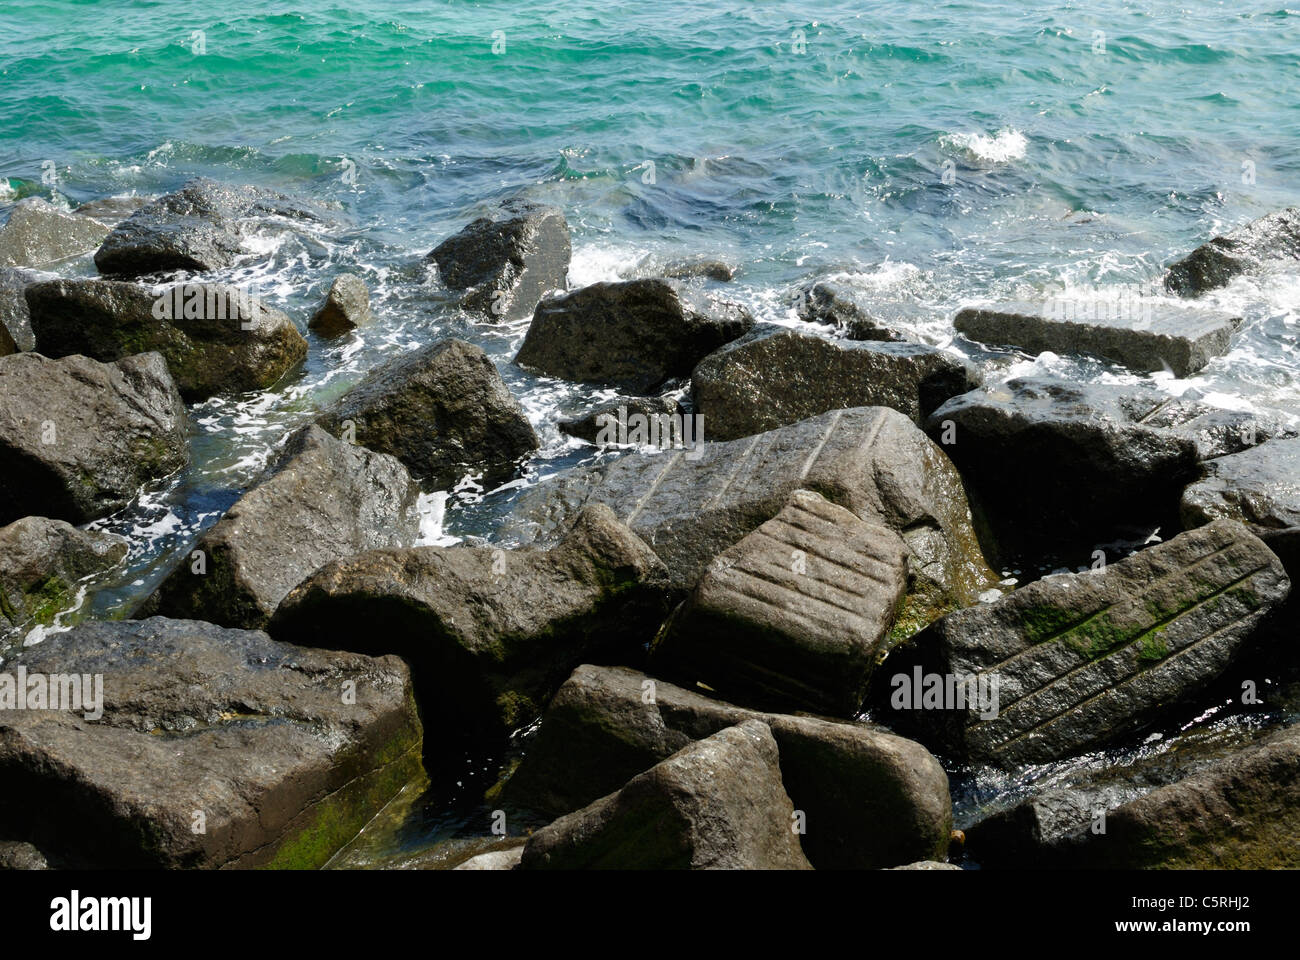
xmin=942 ymin=128 xmax=1028 ymax=163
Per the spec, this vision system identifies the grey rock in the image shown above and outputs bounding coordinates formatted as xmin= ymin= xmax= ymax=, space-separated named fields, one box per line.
xmin=0 ymin=841 xmax=49 ymax=870
xmin=0 ymin=198 xmax=109 ymax=268
xmin=517 ymin=720 xmax=813 ymax=870
xmin=308 ymin=273 xmax=372 ymax=337
xmin=144 ymin=424 xmax=420 ymax=630
xmin=797 ymin=279 xmax=908 ymax=342
xmin=0 ymin=352 xmax=189 ymax=525
xmin=500 ymin=663 xmax=952 ymax=869
xmin=27 ymin=277 xmax=308 ymax=402
xmin=317 ymin=338 xmax=539 ymax=491
xmin=0 ymin=267 xmax=39 ymax=352
xmin=514 ymin=278 xmax=754 ymax=393
xmin=651 ymin=490 xmax=909 ymax=716
xmin=954 ymin=301 xmax=1239 ymax=378
xmin=1165 ymin=207 xmax=1300 ymax=297
xmin=452 ymin=845 xmax=524 ymax=870
xmin=888 ymin=860 xmax=961 ymax=870
xmin=270 ymin=505 xmax=670 ymax=738
xmin=428 ymin=198 xmax=570 ymax=322
xmin=0 ymin=617 xmax=422 ymax=869
xmin=661 ymin=257 xmax=735 ymax=282
xmin=875 ymin=520 xmax=1291 ymax=766
xmin=558 ymin=396 xmax=684 ymax=445
xmin=692 ymin=325 xmax=981 ymax=440
xmin=73 ymin=195 xmax=150 ymax=227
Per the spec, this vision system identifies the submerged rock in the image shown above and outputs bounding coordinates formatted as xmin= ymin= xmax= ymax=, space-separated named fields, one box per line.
xmin=1165 ymin=207 xmax=1300 ymax=297
xmin=661 ymin=257 xmax=735 ymax=282
xmin=0 ymin=517 xmax=127 ymax=642
xmin=27 ymin=278 xmax=307 ymax=402
xmin=651 ymin=490 xmax=909 ymax=716
xmin=428 ymin=197 xmax=570 ymax=322
xmin=317 ymin=338 xmax=539 ymax=491
xmin=692 ymin=325 xmax=980 ymax=440
xmin=144 ymin=425 xmax=420 ymax=630
xmin=94 ymin=177 xmax=324 ymax=277
xmin=501 ymin=406 xmax=996 ymax=631
xmin=796 ymin=279 xmax=908 ymax=342
xmin=518 ymin=720 xmax=813 ymax=870
xmin=557 ymin=395 xmax=683 ymax=446
xmin=954 ymin=301 xmax=1239 ymax=377
xmin=0 ymin=198 xmax=109 ymax=268
xmin=875 ymin=520 xmax=1290 ymax=766
xmin=308 ymin=273 xmax=373 ymax=337
xmin=0 ymin=352 xmax=189 ymax=526
xmin=514 ymin=278 xmax=754 ymax=393
xmin=270 ymin=505 xmax=670 ymax=738
xmin=500 ymin=663 xmax=952 ymax=869
xmin=0 ymin=617 xmax=423 ymax=869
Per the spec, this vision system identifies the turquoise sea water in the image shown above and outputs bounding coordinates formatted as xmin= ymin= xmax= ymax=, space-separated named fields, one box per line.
xmin=2 ymin=1 xmax=1299 ymax=865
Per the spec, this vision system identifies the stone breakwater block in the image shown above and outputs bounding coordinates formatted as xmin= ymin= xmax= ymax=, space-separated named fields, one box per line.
xmin=499 ymin=406 xmax=996 ymax=622
xmin=0 ymin=198 xmax=109 ymax=268
xmin=876 ymin=520 xmax=1290 ymax=767
xmin=1165 ymin=207 xmax=1300 ymax=297
xmin=517 ymin=720 xmax=814 ymax=870
xmin=0 ymin=617 xmax=423 ymax=869
xmin=651 ymin=489 xmax=909 ymax=716
xmin=500 ymin=663 xmax=952 ymax=870
xmin=954 ymin=301 xmax=1239 ymax=378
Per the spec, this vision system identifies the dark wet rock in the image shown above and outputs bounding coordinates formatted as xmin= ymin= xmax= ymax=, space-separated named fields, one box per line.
xmin=94 ymin=177 xmax=324 ymax=277
xmin=452 ymin=843 xmax=524 ymax=870
xmin=0 ymin=198 xmax=109 ymax=268
xmin=0 ymin=617 xmax=423 ymax=869
xmin=27 ymin=277 xmax=308 ymax=402
xmin=1144 ymin=396 xmax=1295 ymax=460
xmin=501 ymin=407 xmax=996 ymax=632
xmin=499 ymin=663 xmax=952 ymax=869
xmin=558 ymin=396 xmax=684 ymax=445
xmin=796 ymin=279 xmax=908 ymax=342
xmin=517 ymin=720 xmax=813 ymax=870
xmin=661 ymin=257 xmax=735 ymax=282
xmin=0 ymin=517 xmax=127 ymax=642
xmin=427 ymin=198 xmax=570 ymax=322
xmin=73 ymin=195 xmax=150 ymax=227
xmin=874 ymin=520 xmax=1290 ymax=767
xmin=0 ymin=352 xmax=189 ymax=526
xmin=692 ymin=325 xmax=980 ymax=440
xmin=0 ymin=267 xmax=39 ymax=352
xmin=888 ymin=860 xmax=961 ymax=870
xmin=1165 ymin=207 xmax=1300 ymax=297
xmin=308 ymin=273 xmax=372 ymax=337
xmin=144 ymin=425 xmax=420 ymax=630
xmin=270 ymin=505 xmax=670 ymax=739
xmin=955 ymin=301 xmax=1240 ymax=378
xmin=0 ymin=841 xmax=48 ymax=870
xmin=317 ymin=338 xmax=538 ymax=491
xmin=514 ymin=278 xmax=754 ymax=393
xmin=651 ymin=490 xmax=909 ymax=716
xmin=926 ymin=376 xmax=1202 ymax=559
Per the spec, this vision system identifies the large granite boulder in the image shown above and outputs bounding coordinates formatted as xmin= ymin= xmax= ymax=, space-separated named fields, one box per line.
xmin=691 ymin=325 xmax=980 ymax=440
xmin=317 ymin=338 xmax=538 ymax=491
xmin=0 ymin=517 xmax=127 ymax=643
xmin=0 ymin=352 xmax=189 ymax=525
xmin=518 ymin=720 xmax=813 ymax=870
xmin=650 ymin=490 xmax=909 ymax=715
xmin=514 ymin=278 xmax=754 ymax=393
xmin=27 ymin=278 xmax=307 ymax=402
xmin=0 ymin=198 xmax=109 ymax=268
xmin=1165 ymin=207 xmax=1300 ymax=297
xmin=270 ymin=505 xmax=670 ymax=738
xmin=874 ymin=520 xmax=1290 ymax=766
xmin=94 ymin=177 xmax=323 ymax=277
xmin=500 ymin=406 xmax=996 ymax=633
xmin=500 ymin=663 xmax=952 ymax=869
xmin=0 ymin=617 xmax=423 ymax=868
xmin=427 ymin=198 xmax=570 ymax=322
xmin=143 ymin=424 xmax=420 ymax=630
xmin=954 ymin=301 xmax=1239 ymax=377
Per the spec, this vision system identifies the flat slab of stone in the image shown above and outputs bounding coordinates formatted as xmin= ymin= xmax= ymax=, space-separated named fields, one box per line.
xmin=876 ymin=520 xmax=1290 ymax=766
xmin=692 ymin=325 xmax=979 ymax=440
xmin=0 ymin=198 xmax=109 ymax=268
xmin=0 ymin=617 xmax=423 ymax=869
xmin=652 ymin=490 xmax=908 ymax=715
xmin=144 ymin=424 xmax=420 ymax=630
xmin=1165 ymin=207 xmax=1300 ymax=297
xmin=500 ymin=663 xmax=952 ymax=869
xmin=501 ymin=406 xmax=996 ymax=626
xmin=954 ymin=301 xmax=1239 ymax=377
xmin=518 ymin=720 xmax=813 ymax=870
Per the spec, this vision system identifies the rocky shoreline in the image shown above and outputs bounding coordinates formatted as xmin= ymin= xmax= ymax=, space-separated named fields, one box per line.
xmin=0 ymin=181 xmax=1297 ymax=870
